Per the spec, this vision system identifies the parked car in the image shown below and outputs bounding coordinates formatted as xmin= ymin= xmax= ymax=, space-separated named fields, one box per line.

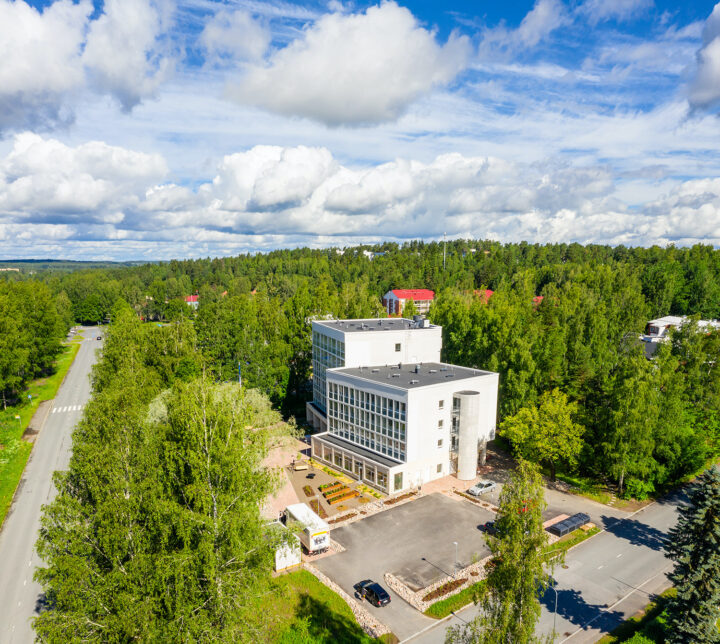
xmin=97 ymin=336 xmax=102 ymax=340
xmin=467 ymin=480 xmax=497 ymax=497
xmin=306 ymin=472 xmax=316 ymax=479
xmin=353 ymin=580 xmax=391 ymax=607
xmin=480 ymin=520 xmax=498 ymax=535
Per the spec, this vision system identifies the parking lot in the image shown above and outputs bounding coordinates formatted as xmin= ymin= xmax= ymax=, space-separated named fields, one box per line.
xmin=315 ymin=493 xmax=495 ymax=640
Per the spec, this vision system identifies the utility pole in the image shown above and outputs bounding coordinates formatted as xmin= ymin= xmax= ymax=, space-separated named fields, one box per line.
xmin=443 ymin=232 xmax=447 ymax=271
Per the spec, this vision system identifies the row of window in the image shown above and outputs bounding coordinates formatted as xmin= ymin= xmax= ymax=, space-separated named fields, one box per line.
xmin=312 ymin=331 xmax=345 ymax=359
xmin=312 ymin=349 xmax=343 ymax=411
xmin=315 ymin=443 xmax=390 ymax=490
xmin=329 ymin=418 xmax=405 ymax=461
xmin=328 ymin=383 xmax=407 ymax=421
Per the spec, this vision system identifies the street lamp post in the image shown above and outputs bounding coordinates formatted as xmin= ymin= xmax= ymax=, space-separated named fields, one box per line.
xmin=453 ymin=541 xmax=458 ymax=579
xmin=550 ymin=584 xmax=559 ymax=641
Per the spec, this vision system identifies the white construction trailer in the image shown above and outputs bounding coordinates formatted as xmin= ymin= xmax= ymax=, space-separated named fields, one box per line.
xmin=285 ymin=503 xmax=330 ymax=554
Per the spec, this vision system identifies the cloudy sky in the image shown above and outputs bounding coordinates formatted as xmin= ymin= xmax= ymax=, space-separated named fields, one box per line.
xmin=1 ymin=0 xmax=720 ymax=261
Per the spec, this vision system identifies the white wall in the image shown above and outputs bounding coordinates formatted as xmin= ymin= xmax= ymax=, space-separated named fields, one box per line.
xmin=345 ymin=326 xmax=441 ymax=367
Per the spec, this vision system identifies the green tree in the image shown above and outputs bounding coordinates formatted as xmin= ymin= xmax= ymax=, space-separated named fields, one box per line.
xmin=500 ymin=389 xmax=585 ymax=481
xmin=446 ymin=460 xmax=550 ymax=644
xmin=664 ymin=466 xmax=720 ymax=644
xmin=402 ymin=297 xmax=419 ymax=317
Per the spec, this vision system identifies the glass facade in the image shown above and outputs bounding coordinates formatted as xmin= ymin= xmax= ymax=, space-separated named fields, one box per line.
xmin=312 ymin=330 xmax=345 ymax=411
xmin=327 ymin=381 xmax=407 ymax=461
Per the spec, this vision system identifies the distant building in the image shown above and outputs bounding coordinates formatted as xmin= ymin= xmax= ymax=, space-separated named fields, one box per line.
xmin=641 ymin=315 xmax=720 ymax=357
xmin=382 ymin=289 xmax=435 ymax=316
xmin=184 ymin=295 xmax=199 ymax=309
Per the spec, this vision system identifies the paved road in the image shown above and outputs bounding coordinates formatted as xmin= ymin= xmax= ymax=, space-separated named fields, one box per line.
xmin=403 ymin=494 xmax=682 ymax=644
xmin=0 ymin=328 xmax=101 ymax=644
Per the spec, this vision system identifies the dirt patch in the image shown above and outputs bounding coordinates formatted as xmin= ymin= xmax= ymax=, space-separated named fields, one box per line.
xmin=21 ymin=400 xmax=52 ymax=443
xmin=422 ymin=577 xmax=467 ymax=602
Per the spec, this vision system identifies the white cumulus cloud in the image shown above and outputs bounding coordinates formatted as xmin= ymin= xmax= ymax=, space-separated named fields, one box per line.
xmin=227 ymin=1 xmax=471 ymax=126
xmin=0 ymin=0 xmax=92 ymax=131
xmin=0 ymin=132 xmax=167 ymax=222
xmin=689 ymin=3 xmax=720 ymax=111
xmin=82 ymin=0 xmax=172 ymax=111
xmin=0 ymin=0 xmax=172 ymax=132
xmin=2 ymin=136 xmax=720 ymax=258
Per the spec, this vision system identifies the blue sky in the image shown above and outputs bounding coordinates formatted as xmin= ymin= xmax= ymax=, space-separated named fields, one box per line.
xmin=1 ymin=0 xmax=720 ymax=260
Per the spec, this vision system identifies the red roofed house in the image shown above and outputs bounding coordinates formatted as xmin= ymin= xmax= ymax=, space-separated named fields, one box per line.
xmin=184 ymin=295 xmax=199 ymax=310
xmin=382 ymin=289 xmax=435 ymax=316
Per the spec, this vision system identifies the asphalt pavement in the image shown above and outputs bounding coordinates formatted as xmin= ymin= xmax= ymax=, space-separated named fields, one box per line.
xmin=403 ymin=493 xmax=681 ymax=644
xmin=0 ymin=328 xmax=101 ymax=644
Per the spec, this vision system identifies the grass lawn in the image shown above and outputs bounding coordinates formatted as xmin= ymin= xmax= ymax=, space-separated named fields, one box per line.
xmin=424 ymin=580 xmax=487 ymax=619
xmin=269 ymin=569 xmax=397 ymax=643
xmin=0 ymin=340 xmax=82 ymax=528
xmin=542 ymin=526 xmax=601 ymax=562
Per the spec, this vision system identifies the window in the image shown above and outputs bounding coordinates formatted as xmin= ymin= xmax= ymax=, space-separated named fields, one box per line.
xmin=394 ymin=472 xmax=403 ymax=491
xmin=395 ymin=343 xmax=401 ymax=352
xmin=437 ymin=439 xmax=443 ymax=448
xmin=438 ymin=419 xmax=444 ymax=429
xmin=377 ymin=471 xmax=388 ymax=490
xmin=438 ymin=400 xmax=445 ymax=409
xmin=437 ymin=463 xmax=442 ymax=473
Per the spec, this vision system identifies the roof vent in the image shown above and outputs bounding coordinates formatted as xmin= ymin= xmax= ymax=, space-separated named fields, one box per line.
xmin=446 ymin=373 xmax=455 ymax=378
xmin=371 ymin=368 xmax=379 ymax=373
xmin=392 ymin=373 xmax=400 ymax=378
xmin=410 ymin=379 xmax=419 ymax=384
xmin=398 ymin=362 xmax=402 ymax=369
xmin=414 ymin=365 xmax=420 ymax=374
xmin=440 ymin=367 xmax=448 ymax=371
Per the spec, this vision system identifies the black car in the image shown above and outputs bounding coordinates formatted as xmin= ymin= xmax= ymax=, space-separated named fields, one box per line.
xmin=97 ymin=336 xmax=102 ymax=340
xmin=353 ymin=580 xmax=391 ymax=607
xmin=481 ymin=521 xmax=498 ymax=536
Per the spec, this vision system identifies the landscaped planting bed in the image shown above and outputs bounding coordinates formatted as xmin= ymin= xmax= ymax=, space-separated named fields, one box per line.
xmin=384 ymin=491 xmax=416 ymax=505
xmin=329 ymin=512 xmax=357 ymax=524
xmin=328 ymin=490 xmax=359 ymax=505
xmin=302 ymin=485 xmax=314 ymax=497
xmin=422 ymin=577 xmax=467 ymax=602
xmin=319 ymin=481 xmax=343 ymax=493
xmin=323 ymin=486 xmax=350 ymax=501
xmin=309 ymin=499 xmax=328 ymax=518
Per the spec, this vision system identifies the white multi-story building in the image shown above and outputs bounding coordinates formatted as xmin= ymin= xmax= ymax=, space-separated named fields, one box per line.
xmin=306 ymin=318 xmax=442 ymax=430
xmin=307 ymin=319 xmax=499 ymax=495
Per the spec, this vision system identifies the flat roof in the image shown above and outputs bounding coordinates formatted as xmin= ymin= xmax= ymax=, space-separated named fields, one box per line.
xmin=316 ymin=433 xmax=401 ymax=468
xmin=330 ymin=362 xmax=495 ymax=390
xmin=313 ymin=318 xmax=439 ymax=333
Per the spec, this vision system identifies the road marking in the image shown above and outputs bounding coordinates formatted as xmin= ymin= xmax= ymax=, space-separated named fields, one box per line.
xmin=23 ymin=579 xmax=26 ymax=586
xmin=597 ymin=565 xmax=604 ymax=569
xmin=560 ymin=566 xmax=672 ymax=643
xmin=616 ymin=553 xmax=623 ymax=558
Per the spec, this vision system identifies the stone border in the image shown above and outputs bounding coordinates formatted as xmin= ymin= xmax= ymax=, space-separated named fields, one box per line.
xmin=384 ymin=555 xmax=493 ymax=614
xmin=304 ymin=563 xmax=391 ymax=639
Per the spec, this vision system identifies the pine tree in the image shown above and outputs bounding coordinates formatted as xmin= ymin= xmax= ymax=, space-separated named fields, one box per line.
xmin=446 ymin=459 xmax=550 ymax=644
xmin=664 ymin=465 xmax=720 ymax=644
